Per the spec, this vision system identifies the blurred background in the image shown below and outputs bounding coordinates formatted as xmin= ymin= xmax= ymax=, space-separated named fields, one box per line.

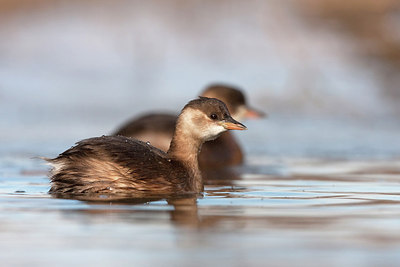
xmin=0 ymin=0 xmax=399 ymax=159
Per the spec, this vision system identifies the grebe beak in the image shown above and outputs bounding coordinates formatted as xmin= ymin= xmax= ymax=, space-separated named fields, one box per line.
xmin=220 ymin=117 xmax=247 ymax=130
xmin=245 ymin=107 xmax=267 ymax=119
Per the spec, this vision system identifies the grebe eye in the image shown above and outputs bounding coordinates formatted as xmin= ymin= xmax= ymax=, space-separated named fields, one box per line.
xmin=210 ymin=113 xmax=218 ymax=120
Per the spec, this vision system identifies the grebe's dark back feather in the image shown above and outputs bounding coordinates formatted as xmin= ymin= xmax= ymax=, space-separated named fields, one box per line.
xmin=48 ymin=136 xmax=188 ymax=194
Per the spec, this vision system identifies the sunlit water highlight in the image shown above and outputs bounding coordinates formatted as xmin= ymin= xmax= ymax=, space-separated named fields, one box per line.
xmin=1 ymin=155 xmax=400 ymax=266
xmin=0 ymin=1 xmax=400 ymax=266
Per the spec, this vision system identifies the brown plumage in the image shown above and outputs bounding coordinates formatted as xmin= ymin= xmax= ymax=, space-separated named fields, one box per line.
xmin=113 ymin=84 xmax=264 ymax=168
xmin=46 ymin=97 xmax=246 ymax=196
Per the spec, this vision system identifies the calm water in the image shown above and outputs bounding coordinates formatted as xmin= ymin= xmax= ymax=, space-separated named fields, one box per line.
xmin=1 ymin=1 xmax=400 ymax=266
xmin=1 ymin=152 xmax=400 ymax=266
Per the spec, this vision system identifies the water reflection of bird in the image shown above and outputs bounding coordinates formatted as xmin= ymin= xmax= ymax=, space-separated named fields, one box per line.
xmin=74 ymin=196 xmax=201 ymax=228
xmin=113 ymin=84 xmax=265 ymax=169
xmin=45 ymin=97 xmax=246 ymax=196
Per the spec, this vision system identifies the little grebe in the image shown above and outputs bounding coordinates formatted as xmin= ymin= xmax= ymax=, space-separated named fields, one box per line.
xmin=46 ymin=97 xmax=246 ymax=195
xmin=113 ymin=84 xmax=264 ymax=168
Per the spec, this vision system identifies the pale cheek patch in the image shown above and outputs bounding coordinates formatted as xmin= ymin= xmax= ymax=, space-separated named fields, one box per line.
xmin=203 ymin=124 xmax=226 ymax=141
xmin=180 ymin=108 xmax=226 ymax=141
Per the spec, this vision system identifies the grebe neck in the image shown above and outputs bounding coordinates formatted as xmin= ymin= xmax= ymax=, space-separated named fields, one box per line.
xmin=167 ymin=121 xmax=203 ymax=192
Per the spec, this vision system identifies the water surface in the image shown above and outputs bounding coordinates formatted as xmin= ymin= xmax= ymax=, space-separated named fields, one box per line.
xmin=1 ymin=155 xmax=400 ymax=266
xmin=1 ymin=1 xmax=400 ymax=266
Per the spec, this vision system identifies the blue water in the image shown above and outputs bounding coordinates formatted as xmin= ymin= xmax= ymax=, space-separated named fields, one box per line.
xmin=1 ymin=1 xmax=400 ymax=266
xmin=1 ymin=154 xmax=400 ymax=266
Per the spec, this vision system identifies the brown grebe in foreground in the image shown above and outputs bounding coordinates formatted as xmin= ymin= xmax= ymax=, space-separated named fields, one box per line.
xmin=113 ymin=84 xmax=264 ymax=168
xmin=46 ymin=97 xmax=246 ymax=195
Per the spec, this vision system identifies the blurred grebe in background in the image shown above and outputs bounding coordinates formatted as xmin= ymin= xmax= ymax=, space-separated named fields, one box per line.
xmin=114 ymin=84 xmax=265 ymax=169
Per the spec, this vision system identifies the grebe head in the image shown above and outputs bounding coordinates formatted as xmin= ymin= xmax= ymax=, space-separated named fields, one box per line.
xmin=201 ymin=84 xmax=266 ymax=121
xmin=177 ymin=97 xmax=247 ymax=142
